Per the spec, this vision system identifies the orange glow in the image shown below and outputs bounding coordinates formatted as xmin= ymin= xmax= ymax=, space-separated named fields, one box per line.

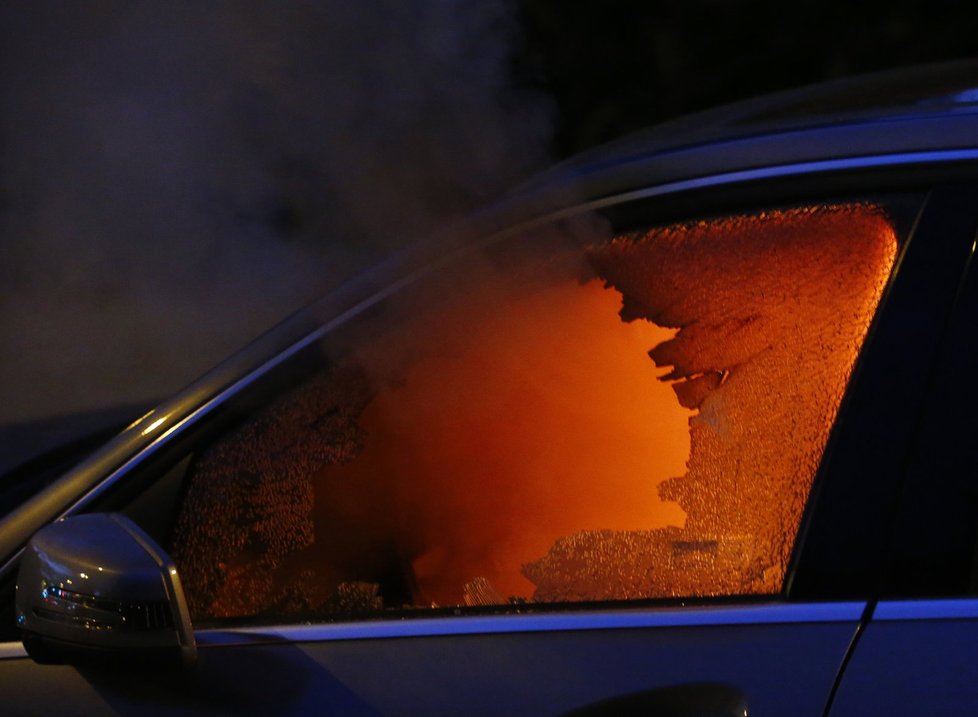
xmin=311 ymin=278 xmax=691 ymax=605
xmin=527 ymin=203 xmax=899 ymax=600
xmin=172 ymin=202 xmax=900 ymax=619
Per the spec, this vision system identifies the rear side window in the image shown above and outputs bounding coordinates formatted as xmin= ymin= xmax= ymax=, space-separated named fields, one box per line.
xmin=167 ymin=202 xmax=901 ymax=622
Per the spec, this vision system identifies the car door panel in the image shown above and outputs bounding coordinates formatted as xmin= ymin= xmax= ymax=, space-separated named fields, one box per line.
xmin=1 ymin=602 xmax=861 ymax=716
xmin=828 ymin=600 xmax=978 ymax=715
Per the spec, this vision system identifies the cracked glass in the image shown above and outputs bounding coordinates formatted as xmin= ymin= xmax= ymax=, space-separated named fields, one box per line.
xmin=169 ymin=202 xmax=900 ymax=622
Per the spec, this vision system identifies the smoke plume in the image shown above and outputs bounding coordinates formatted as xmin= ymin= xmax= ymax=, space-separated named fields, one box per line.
xmin=0 ymin=1 xmax=551 ymax=425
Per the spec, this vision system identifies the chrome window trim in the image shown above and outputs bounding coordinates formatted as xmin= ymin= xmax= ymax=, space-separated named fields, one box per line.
xmin=572 ymin=148 xmax=978 ymax=215
xmin=192 ymin=602 xmax=867 ymax=647
xmin=0 ymin=601 xmax=866 ymax=659
xmin=873 ymin=598 xmax=978 ymax=621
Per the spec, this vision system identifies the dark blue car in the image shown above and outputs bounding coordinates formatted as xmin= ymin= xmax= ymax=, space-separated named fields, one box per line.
xmin=2 ymin=61 xmax=978 ymax=715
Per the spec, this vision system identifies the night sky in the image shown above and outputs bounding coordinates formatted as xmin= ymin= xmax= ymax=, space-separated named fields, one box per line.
xmin=517 ymin=0 xmax=978 ymax=156
xmin=1 ymin=1 xmax=977 ymax=467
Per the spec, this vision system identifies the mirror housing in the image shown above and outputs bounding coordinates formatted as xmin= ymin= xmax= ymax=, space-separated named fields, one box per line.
xmin=15 ymin=513 xmax=196 ymax=668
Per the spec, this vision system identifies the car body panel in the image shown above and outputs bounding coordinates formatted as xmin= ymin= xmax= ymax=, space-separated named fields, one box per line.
xmin=830 ymin=599 xmax=978 ymax=716
xmin=1 ymin=602 xmax=862 ymax=715
xmin=5 ymin=62 xmax=978 ymax=714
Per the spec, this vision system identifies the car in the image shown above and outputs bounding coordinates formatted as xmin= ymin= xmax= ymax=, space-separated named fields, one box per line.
xmin=3 ymin=60 xmax=978 ymax=715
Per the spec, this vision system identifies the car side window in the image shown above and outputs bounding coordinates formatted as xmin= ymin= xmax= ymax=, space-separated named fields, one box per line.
xmin=165 ymin=201 xmax=904 ymax=624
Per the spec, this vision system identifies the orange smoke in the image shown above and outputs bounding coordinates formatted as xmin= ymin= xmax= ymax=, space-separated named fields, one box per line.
xmin=174 ymin=203 xmax=900 ymax=620
xmin=313 ymin=278 xmax=691 ymax=605
xmin=536 ymin=203 xmax=901 ymax=599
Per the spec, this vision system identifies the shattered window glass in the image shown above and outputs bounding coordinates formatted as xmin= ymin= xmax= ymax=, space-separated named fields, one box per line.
xmin=170 ymin=203 xmax=899 ymax=622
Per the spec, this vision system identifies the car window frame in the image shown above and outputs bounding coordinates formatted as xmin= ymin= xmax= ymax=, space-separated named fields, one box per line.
xmin=107 ymin=189 xmax=940 ymax=624
xmin=1 ymin=172 xmax=973 ymax=641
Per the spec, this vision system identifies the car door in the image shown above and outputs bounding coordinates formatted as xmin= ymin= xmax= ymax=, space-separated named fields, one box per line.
xmin=0 ymin=188 xmax=963 ymax=716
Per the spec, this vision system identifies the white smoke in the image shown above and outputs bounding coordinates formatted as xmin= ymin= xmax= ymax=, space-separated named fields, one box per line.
xmin=0 ymin=1 xmax=551 ymax=424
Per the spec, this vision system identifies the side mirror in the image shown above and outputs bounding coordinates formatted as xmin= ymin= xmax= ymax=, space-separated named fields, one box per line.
xmin=15 ymin=513 xmax=196 ymax=668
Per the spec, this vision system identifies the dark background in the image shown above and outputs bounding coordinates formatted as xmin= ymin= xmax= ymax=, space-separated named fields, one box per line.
xmin=516 ymin=0 xmax=978 ymax=156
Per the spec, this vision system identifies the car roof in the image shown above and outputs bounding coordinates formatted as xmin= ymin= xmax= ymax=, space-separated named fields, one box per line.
xmin=564 ymin=60 xmax=978 ymax=169
xmin=500 ymin=59 xmax=978 ymax=214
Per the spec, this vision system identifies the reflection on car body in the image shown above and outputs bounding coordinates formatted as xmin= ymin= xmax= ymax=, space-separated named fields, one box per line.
xmin=3 ymin=61 xmax=978 ymax=715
